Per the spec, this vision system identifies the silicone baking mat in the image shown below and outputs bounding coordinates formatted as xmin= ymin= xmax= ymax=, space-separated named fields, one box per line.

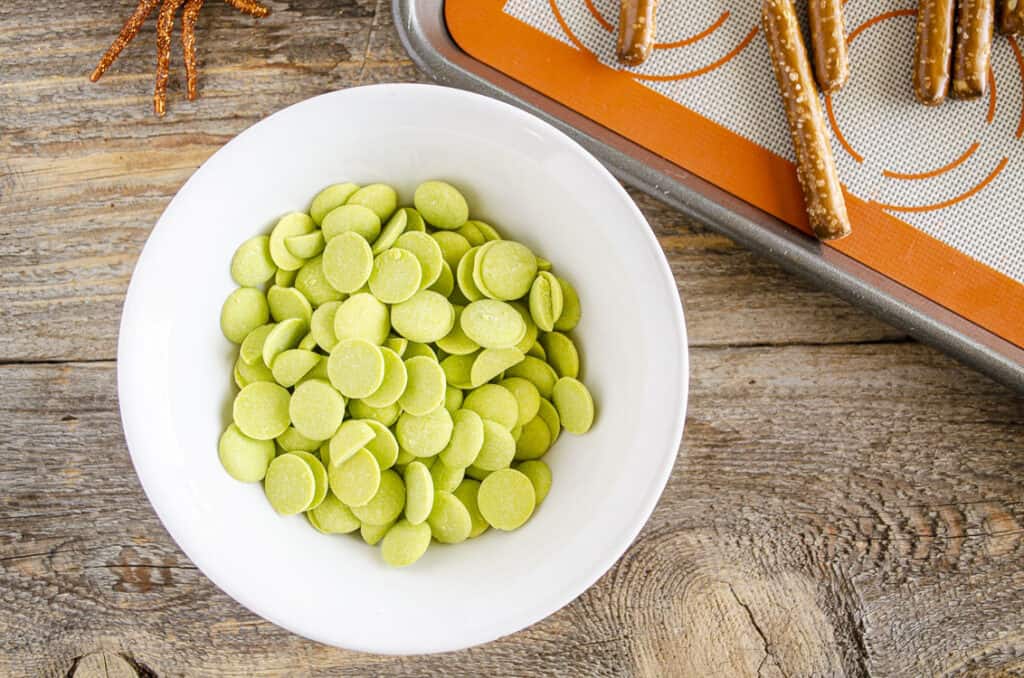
xmin=446 ymin=0 xmax=1024 ymax=348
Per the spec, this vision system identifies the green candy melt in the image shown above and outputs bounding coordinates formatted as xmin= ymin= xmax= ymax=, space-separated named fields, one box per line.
xmin=474 ymin=419 xmax=516 ymax=472
xmin=461 ymin=300 xmax=526 ymax=349
xmin=262 ymin=317 xmax=307 ymax=368
xmin=361 ymin=520 xmax=394 ymax=546
xmin=514 ymin=416 xmax=552 ymax=461
xmin=329 ymin=420 xmax=376 ymax=467
xmin=433 ymin=231 xmax=472 ymax=269
xmin=470 ymin=348 xmax=525 ymax=387
xmin=307 ymin=492 xmax=360 ymax=534
xmin=391 ymin=290 xmax=454 ymax=343
xmin=541 ymin=332 xmax=580 ymax=379
xmin=399 ymin=355 xmax=447 ymax=416
xmin=369 ymin=247 xmax=422 ymax=303
xmin=233 ymin=382 xmax=290 ymax=440
xmin=363 ymin=419 xmax=400 ymax=469
xmin=333 ymin=293 xmax=389 ymax=346
xmin=327 ymin=338 xmax=384 ymax=399
xmin=221 ymin=288 xmax=270 ymax=344
xmin=264 ymin=453 xmax=316 ymax=515
xmin=323 ymin=231 xmax=373 ymax=294
xmin=322 ymin=204 xmax=381 ymax=243
xmin=348 ymin=399 xmax=401 ymax=427
xmin=394 ymin=231 xmax=444 ymax=289
xmin=360 ymin=347 xmax=408 ymax=408
xmin=381 ymin=519 xmax=432 ymax=567
xmin=453 ymin=479 xmax=489 ymax=538
xmin=413 ymin=180 xmax=469 ymax=230
xmin=231 ymin=235 xmax=276 ymax=288
xmin=428 ymin=491 xmax=473 ymax=543
xmin=529 ymin=271 xmax=564 ymax=332
xmin=439 ymin=408 xmax=484 ymax=468
xmin=440 ymin=353 xmax=475 ymax=390
xmin=403 ymin=461 xmax=434 ymax=525
xmin=289 ymin=378 xmax=346 ymax=440
xmin=554 ymin=277 xmax=581 ymax=331
xmin=285 ymin=231 xmax=325 ymax=260
xmin=372 ymin=208 xmax=409 ymax=255
xmin=552 ymin=377 xmax=595 ymax=435
xmin=351 ymin=469 xmax=405 ymax=526
xmin=431 ymin=460 xmax=465 ymax=493
xmin=329 ymin=448 xmax=381 ymax=508
xmin=310 ymin=182 xmax=359 ymax=225
xmin=218 ymin=423 xmax=275 ymax=482
xmin=456 ymin=247 xmax=485 ymax=302
xmin=295 ymin=256 xmax=343 ymax=307
xmin=444 ymin=385 xmax=464 ymax=413
xmin=395 ymin=406 xmax=453 ymax=458
xmin=478 ymin=468 xmax=535 ymax=530
xmin=516 ymin=460 xmax=552 ymax=505
xmin=463 ymin=384 xmax=519 ymax=431
xmin=275 ymin=268 xmax=297 ymax=287
xmin=219 ymin=179 xmax=596 ymax=566
xmin=347 ymin=183 xmax=398 ymax=222
xmin=476 ymin=240 xmax=537 ymax=301
xmin=240 ymin=323 xmax=275 ymax=365
xmin=270 ymin=349 xmax=320 ymax=387
xmin=501 ymin=377 xmax=541 ymax=426
xmin=435 ymin=306 xmax=480 ymax=356
xmin=269 ymin=212 xmax=315 ymax=272
xmin=310 ymin=301 xmax=341 ymax=351
xmin=277 ymin=426 xmax=322 ymax=453
xmin=291 ymin=450 xmax=329 ymax=511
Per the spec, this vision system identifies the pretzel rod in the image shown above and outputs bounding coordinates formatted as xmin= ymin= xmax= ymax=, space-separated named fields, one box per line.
xmin=762 ymin=0 xmax=851 ymax=240
xmin=999 ymin=0 xmax=1024 ymax=34
xmin=808 ymin=0 xmax=850 ymax=92
xmin=953 ymin=0 xmax=996 ymax=98
xmin=617 ymin=0 xmax=658 ymax=66
xmin=90 ymin=0 xmax=161 ymax=82
xmin=913 ymin=0 xmax=957 ymax=105
xmin=154 ymin=0 xmax=186 ymax=116
xmin=183 ymin=0 xmax=204 ymax=100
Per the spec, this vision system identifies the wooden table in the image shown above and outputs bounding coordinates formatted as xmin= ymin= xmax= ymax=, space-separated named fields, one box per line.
xmin=2 ymin=2 xmax=1022 ymax=676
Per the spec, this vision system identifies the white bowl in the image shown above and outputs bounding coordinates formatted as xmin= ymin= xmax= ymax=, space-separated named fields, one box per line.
xmin=118 ymin=83 xmax=688 ymax=654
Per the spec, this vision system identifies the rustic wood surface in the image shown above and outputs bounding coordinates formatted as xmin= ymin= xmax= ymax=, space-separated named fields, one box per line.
xmin=1 ymin=1 xmax=1022 ymax=676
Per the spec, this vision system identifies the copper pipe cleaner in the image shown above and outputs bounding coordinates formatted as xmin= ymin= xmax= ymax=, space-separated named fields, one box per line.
xmin=91 ymin=0 xmax=269 ymax=114
xmin=223 ymin=0 xmax=270 ymax=18
xmin=91 ymin=0 xmax=161 ymax=81
xmin=154 ymin=0 xmax=186 ymax=116
xmin=182 ymin=0 xmax=205 ymax=100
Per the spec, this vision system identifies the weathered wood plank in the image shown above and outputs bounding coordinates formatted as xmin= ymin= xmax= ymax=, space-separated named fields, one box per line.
xmin=1 ymin=347 xmax=1019 ymax=676
xmin=2 ymin=2 xmax=1014 ymax=677
xmin=0 ymin=0 xmax=901 ymax=363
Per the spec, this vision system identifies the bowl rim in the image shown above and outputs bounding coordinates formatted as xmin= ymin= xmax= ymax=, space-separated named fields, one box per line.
xmin=117 ymin=82 xmax=688 ymax=654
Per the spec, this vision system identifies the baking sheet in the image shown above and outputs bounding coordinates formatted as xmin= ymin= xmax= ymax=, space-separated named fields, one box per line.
xmin=506 ymin=0 xmax=1024 ymax=285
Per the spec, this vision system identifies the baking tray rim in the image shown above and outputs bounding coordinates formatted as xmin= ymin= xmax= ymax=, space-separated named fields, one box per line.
xmin=393 ymin=0 xmax=1024 ymax=394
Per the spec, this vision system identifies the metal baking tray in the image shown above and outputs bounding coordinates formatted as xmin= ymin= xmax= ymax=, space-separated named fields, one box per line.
xmin=393 ymin=0 xmax=1024 ymax=393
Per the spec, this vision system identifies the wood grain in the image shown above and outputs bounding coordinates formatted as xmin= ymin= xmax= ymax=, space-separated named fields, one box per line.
xmin=1 ymin=349 xmax=1021 ymax=676
xmin=1 ymin=1 xmax=1021 ymax=676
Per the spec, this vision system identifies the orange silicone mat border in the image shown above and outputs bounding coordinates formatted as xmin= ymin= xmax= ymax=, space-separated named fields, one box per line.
xmin=446 ymin=0 xmax=1024 ymax=349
